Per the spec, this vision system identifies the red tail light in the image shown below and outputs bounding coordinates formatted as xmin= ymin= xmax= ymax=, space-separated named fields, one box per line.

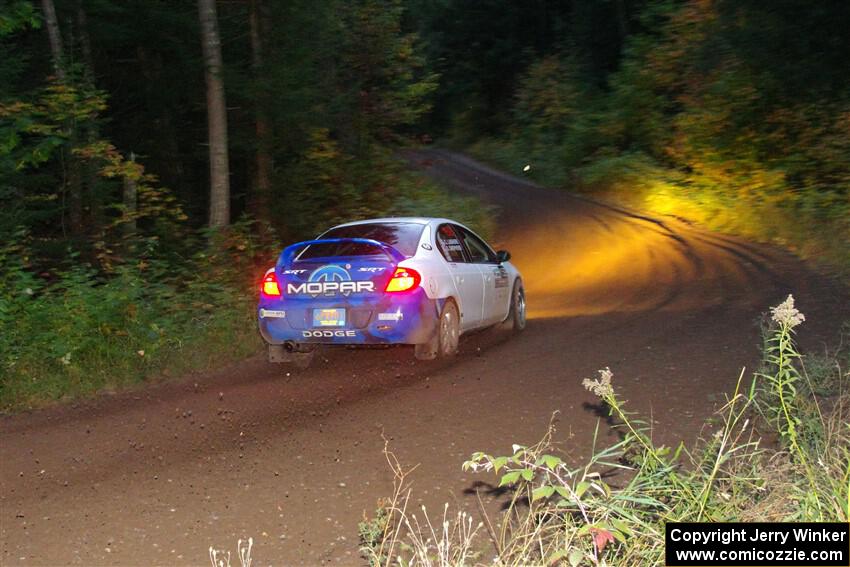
xmin=261 ymin=270 xmax=281 ymax=296
xmin=385 ymin=266 xmax=421 ymax=293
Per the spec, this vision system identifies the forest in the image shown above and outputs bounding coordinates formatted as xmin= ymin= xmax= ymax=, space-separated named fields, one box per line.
xmin=1 ymin=0 xmax=848 ymax=408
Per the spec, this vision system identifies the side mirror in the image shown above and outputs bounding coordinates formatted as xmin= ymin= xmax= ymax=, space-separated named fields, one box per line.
xmin=496 ymin=250 xmax=511 ymax=263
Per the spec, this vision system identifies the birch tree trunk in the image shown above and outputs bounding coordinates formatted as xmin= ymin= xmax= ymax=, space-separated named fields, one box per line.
xmin=41 ymin=0 xmax=85 ymax=235
xmin=198 ymin=0 xmax=231 ymax=227
xmin=40 ymin=0 xmax=65 ymax=81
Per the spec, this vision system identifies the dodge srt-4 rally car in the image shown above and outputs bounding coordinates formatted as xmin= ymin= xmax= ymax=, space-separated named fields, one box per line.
xmin=258 ymin=218 xmax=525 ymax=367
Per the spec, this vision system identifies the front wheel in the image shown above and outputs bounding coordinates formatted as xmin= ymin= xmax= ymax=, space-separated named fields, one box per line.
xmin=509 ymin=280 xmax=527 ymax=332
xmin=414 ymin=299 xmax=460 ymax=360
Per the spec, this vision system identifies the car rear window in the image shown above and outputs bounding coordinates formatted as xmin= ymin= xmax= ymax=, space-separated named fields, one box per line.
xmin=298 ymin=222 xmax=425 ymax=260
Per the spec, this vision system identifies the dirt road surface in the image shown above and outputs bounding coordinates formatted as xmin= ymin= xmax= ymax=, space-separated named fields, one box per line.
xmin=2 ymin=150 xmax=847 ymax=566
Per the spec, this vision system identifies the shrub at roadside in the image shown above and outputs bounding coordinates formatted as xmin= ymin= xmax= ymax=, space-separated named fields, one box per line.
xmin=360 ymin=295 xmax=849 ymax=565
xmin=0 ymin=220 xmax=274 ymax=411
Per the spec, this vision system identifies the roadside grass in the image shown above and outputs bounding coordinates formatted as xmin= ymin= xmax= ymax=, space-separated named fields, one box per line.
xmin=359 ymin=295 xmax=850 ymax=566
xmin=388 ymin=168 xmax=497 ymax=242
xmin=466 ymin=140 xmax=850 ymax=278
xmin=0 ymin=222 xmax=269 ymax=411
xmin=0 ymin=174 xmax=495 ymax=412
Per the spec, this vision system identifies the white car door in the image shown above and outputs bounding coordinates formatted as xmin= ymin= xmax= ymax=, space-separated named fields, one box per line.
xmin=458 ymin=226 xmax=510 ymax=326
xmin=435 ymin=224 xmax=484 ymax=330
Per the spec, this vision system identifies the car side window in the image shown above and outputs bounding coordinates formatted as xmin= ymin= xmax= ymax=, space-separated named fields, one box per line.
xmin=459 ymin=227 xmax=496 ymax=263
xmin=436 ymin=224 xmax=466 ymax=263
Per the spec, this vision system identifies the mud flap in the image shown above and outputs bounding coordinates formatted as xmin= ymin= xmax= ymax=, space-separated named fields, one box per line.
xmin=268 ymin=344 xmax=293 ymax=363
xmin=413 ymin=298 xmax=446 ymax=360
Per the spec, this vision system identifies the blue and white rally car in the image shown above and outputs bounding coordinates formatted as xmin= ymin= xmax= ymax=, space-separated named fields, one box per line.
xmin=258 ymin=218 xmax=525 ymax=367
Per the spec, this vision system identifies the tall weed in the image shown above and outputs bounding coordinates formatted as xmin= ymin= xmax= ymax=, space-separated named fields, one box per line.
xmin=361 ymin=296 xmax=849 ymax=565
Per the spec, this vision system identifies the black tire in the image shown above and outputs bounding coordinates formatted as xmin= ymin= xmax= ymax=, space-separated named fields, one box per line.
xmin=414 ymin=299 xmax=460 ymax=360
xmin=509 ymin=280 xmax=527 ymax=332
xmin=437 ymin=299 xmax=461 ymax=356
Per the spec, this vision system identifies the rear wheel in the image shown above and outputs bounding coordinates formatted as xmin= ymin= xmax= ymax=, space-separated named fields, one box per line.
xmin=438 ymin=299 xmax=460 ymax=356
xmin=414 ymin=299 xmax=460 ymax=360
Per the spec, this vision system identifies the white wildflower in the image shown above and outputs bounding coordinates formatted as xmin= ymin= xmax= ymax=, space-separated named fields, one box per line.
xmin=208 ymin=547 xmax=230 ymax=567
xmin=770 ymin=294 xmax=805 ymax=329
xmin=60 ymin=352 xmax=72 ymax=365
xmin=24 ymin=288 xmax=34 ymax=296
xmin=237 ymin=537 xmax=252 ymax=567
xmin=137 ymin=350 xmax=145 ymax=357
xmin=582 ymin=367 xmax=614 ymax=398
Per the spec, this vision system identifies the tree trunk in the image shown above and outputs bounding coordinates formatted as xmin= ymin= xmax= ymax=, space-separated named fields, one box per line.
xmin=197 ymin=0 xmax=230 ymax=227
xmin=76 ymin=0 xmax=103 ymax=231
xmin=122 ymin=152 xmax=138 ymax=240
xmin=40 ymin=0 xmax=65 ymax=81
xmin=614 ymin=0 xmax=629 ymax=44
xmin=41 ymin=0 xmax=84 ymax=235
xmin=65 ymin=142 xmax=84 ymax=236
xmin=76 ymin=1 xmax=95 ymax=83
xmin=137 ymin=45 xmax=186 ymax=186
xmin=249 ymin=0 xmax=273 ymax=219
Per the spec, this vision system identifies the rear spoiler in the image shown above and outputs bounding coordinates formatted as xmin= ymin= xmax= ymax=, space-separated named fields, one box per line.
xmin=276 ymin=238 xmax=406 ymax=270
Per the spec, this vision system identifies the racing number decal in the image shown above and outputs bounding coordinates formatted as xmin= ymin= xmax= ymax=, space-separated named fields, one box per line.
xmin=437 ymin=225 xmax=465 ymax=263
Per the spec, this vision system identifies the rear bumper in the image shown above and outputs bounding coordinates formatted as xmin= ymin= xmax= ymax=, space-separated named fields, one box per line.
xmin=258 ymin=288 xmax=440 ymax=345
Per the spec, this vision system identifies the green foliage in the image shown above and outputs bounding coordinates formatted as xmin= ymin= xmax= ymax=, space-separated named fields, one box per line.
xmin=410 ymin=0 xmax=643 ymax=138
xmin=276 ymin=0 xmax=440 ymax=238
xmin=339 ymin=0 xmax=438 ymax=150
xmin=0 ymin=77 xmax=192 ymax=274
xmin=0 ymin=0 xmax=493 ymax=410
xmin=3 ymin=0 xmax=446 ymax=243
xmin=279 ymin=132 xmax=494 ymax=241
xmin=0 ymin=80 xmax=105 ymax=171
xmin=461 ymin=0 xmax=850 ymax=274
xmin=359 ymin=502 xmax=393 ymax=566
xmin=0 ymin=1 xmax=39 ymax=37
xmin=364 ymin=298 xmax=849 ymax=564
xmin=0 ymin=219 xmax=275 ymax=410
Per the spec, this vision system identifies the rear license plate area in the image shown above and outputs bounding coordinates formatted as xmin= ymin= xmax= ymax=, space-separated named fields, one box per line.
xmin=313 ymin=308 xmax=346 ymax=327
